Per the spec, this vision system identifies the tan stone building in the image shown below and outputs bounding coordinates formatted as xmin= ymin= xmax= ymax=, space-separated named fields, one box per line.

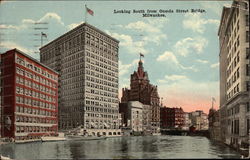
xmin=40 ymin=23 xmax=121 ymax=136
xmin=218 ymin=0 xmax=249 ymax=149
xmin=189 ymin=110 xmax=208 ymax=131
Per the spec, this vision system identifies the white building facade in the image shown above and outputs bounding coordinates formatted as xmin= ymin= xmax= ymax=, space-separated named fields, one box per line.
xmin=218 ymin=0 xmax=249 ymax=148
xmin=128 ymin=101 xmax=143 ymax=132
xmin=40 ymin=23 xmax=121 ymax=136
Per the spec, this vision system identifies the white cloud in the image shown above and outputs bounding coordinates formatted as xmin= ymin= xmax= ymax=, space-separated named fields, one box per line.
xmin=156 ymin=51 xmax=178 ymax=64
xmin=165 ymin=75 xmax=188 ymax=81
xmin=67 ymin=21 xmax=84 ymax=30
xmin=38 ymin=12 xmax=64 ymax=25
xmin=125 ymin=21 xmax=160 ymax=33
xmin=0 ymin=24 xmax=19 ymax=30
xmin=124 ymin=19 xmax=168 ymax=46
xmin=0 ymin=12 xmax=64 ymax=32
xmin=0 ymin=41 xmax=34 ymax=55
xmin=142 ymin=34 xmax=167 ymax=46
xmin=125 ymin=18 xmax=168 ymax=33
xmin=156 ymin=51 xmax=198 ymax=72
xmin=174 ymin=37 xmax=208 ymax=57
xmin=210 ymin=63 xmax=219 ymax=68
xmin=119 ymin=59 xmax=144 ymax=77
xmin=119 ymin=60 xmax=133 ymax=77
xmin=183 ymin=13 xmax=220 ymax=33
xmin=106 ymin=31 xmax=148 ymax=54
xmin=196 ymin=59 xmax=209 ymax=64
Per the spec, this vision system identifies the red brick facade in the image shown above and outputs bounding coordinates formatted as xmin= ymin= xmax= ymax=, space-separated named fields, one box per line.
xmin=0 ymin=49 xmax=58 ymax=141
xmin=160 ymin=107 xmax=185 ymax=129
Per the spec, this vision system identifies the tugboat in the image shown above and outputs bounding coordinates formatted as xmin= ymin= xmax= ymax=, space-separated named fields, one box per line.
xmin=41 ymin=133 xmax=66 ymax=142
xmin=66 ymin=126 xmax=106 ymax=141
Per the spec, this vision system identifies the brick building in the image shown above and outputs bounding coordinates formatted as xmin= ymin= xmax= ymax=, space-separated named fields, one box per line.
xmin=121 ymin=58 xmax=160 ymax=134
xmin=160 ymin=107 xmax=185 ymax=129
xmin=0 ymin=49 xmax=58 ymax=141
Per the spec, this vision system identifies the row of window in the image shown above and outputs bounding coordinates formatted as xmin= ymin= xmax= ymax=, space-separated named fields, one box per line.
xmin=230 ymin=119 xmax=239 ymax=135
xmin=16 ymin=56 xmax=57 ymax=81
xmin=86 ymin=112 xmax=118 ymax=119
xmin=16 ymin=105 xmax=56 ymax=116
xmin=41 ymin=28 xmax=118 ymax=62
xmin=16 ymin=115 xmax=56 ymax=124
xmin=85 ymin=100 xmax=118 ymax=108
xmin=16 ymin=96 xmax=56 ymax=109
xmin=85 ymin=94 xmax=118 ymax=104
xmin=86 ymin=28 xmax=118 ymax=50
xmin=86 ymin=46 xmax=118 ymax=63
xmin=86 ymin=67 xmax=118 ymax=82
xmin=227 ymin=52 xmax=239 ymax=77
xmin=226 ymin=67 xmax=239 ymax=90
xmin=16 ymin=86 xmax=56 ymax=102
xmin=16 ymin=126 xmax=56 ymax=133
xmin=86 ymin=76 xmax=118 ymax=90
xmin=227 ymin=83 xmax=239 ymax=100
xmin=227 ymin=105 xmax=240 ymax=116
xmin=85 ymin=106 xmax=118 ymax=114
xmin=16 ymin=67 xmax=57 ymax=89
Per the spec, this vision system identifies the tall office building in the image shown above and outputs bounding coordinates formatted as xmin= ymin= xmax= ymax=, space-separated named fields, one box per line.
xmin=218 ymin=0 xmax=249 ymax=148
xmin=0 ymin=49 xmax=58 ymax=141
xmin=40 ymin=23 xmax=121 ymax=136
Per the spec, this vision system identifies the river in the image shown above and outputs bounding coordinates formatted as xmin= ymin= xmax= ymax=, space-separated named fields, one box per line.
xmin=0 ymin=135 xmax=241 ymax=159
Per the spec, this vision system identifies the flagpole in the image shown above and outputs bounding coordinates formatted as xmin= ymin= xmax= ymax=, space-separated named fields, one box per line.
xmin=85 ymin=5 xmax=87 ymax=23
xmin=41 ymin=32 xmax=43 ymax=47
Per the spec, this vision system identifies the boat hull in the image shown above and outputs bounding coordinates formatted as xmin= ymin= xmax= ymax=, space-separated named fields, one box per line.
xmin=67 ymin=136 xmax=107 ymax=141
xmin=41 ymin=137 xmax=66 ymax=142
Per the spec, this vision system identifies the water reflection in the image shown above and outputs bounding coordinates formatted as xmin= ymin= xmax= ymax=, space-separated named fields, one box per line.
xmin=0 ymin=136 xmax=241 ymax=159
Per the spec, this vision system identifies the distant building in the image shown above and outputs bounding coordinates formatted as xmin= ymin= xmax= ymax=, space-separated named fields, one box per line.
xmin=218 ymin=0 xmax=249 ymax=149
xmin=121 ymin=59 xmax=160 ymax=134
xmin=160 ymin=107 xmax=185 ymax=129
xmin=119 ymin=101 xmax=148 ymax=133
xmin=142 ymin=104 xmax=152 ymax=134
xmin=189 ymin=110 xmax=208 ymax=131
xmin=208 ymin=108 xmax=221 ymax=141
xmin=183 ymin=112 xmax=192 ymax=130
xmin=40 ymin=23 xmax=121 ymax=136
xmin=0 ymin=49 xmax=58 ymax=141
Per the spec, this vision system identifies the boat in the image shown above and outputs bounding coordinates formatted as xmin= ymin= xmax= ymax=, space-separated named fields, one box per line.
xmin=41 ymin=136 xmax=66 ymax=142
xmin=67 ymin=135 xmax=107 ymax=141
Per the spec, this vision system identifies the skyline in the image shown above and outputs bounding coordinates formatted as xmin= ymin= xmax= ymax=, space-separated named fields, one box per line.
xmin=0 ymin=1 xmax=232 ymax=113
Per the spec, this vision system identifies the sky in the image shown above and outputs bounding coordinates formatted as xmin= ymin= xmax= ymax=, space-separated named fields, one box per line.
xmin=0 ymin=0 xmax=232 ymax=114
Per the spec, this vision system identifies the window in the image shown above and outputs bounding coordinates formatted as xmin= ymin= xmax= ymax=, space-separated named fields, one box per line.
xmin=246 ymin=15 xmax=249 ymax=26
xmin=246 ymin=81 xmax=250 ymax=91
xmin=247 ymin=64 xmax=250 ymax=76
xmin=247 ymin=119 xmax=250 ymax=135
xmin=247 ymin=31 xmax=249 ymax=42
xmin=247 ymin=48 xmax=249 ymax=59
xmin=246 ymin=102 xmax=250 ymax=112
